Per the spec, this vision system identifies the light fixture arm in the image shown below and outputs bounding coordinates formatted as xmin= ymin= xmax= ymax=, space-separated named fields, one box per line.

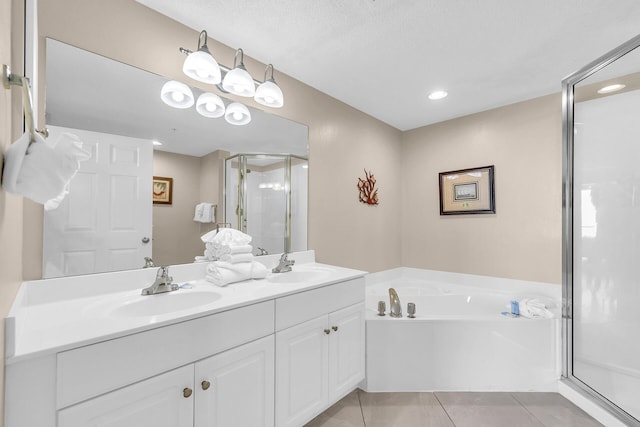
xmin=263 ymin=64 xmax=276 ymax=82
xmin=233 ymin=48 xmax=245 ymax=68
xmin=197 ymin=30 xmax=208 ymax=51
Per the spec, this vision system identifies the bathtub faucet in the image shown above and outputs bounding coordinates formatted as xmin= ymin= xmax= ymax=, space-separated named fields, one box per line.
xmin=388 ymin=288 xmax=402 ymax=318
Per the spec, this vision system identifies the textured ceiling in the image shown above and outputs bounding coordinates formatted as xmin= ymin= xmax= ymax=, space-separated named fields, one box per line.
xmin=136 ymin=0 xmax=640 ymax=130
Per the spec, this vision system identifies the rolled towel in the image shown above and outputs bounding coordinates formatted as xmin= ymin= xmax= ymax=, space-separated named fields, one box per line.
xmin=218 ymin=253 xmax=254 ymax=264
xmin=251 ymin=261 xmax=268 ymax=279
xmin=519 ymin=298 xmax=554 ymax=319
xmin=205 ymin=243 xmax=253 ymax=257
xmin=201 ymin=228 xmax=252 ymax=244
xmin=205 ymin=261 xmax=268 ymax=286
xmin=215 ymin=261 xmax=267 ymax=279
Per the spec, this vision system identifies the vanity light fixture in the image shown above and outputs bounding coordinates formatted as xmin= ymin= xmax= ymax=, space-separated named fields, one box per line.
xmin=160 ymin=80 xmax=194 ymax=109
xmin=182 ymin=30 xmax=222 ymax=85
xmin=225 ymin=102 xmax=251 ymax=125
xmin=597 ymin=83 xmax=626 ymax=94
xmin=428 ymin=90 xmax=448 ymax=100
xmin=196 ymin=92 xmax=226 ymax=118
xmin=222 ymin=49 xmax=256 ymax=97
xmin=254 ymin=64 xmax=284 ymax=108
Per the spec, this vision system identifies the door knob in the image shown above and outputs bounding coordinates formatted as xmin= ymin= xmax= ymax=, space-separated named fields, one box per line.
xmin=201 ymin=380 xmax=211 ymax=390
xmin=142 ymin=237 xmax=150 ymax=244
xmin=183 ymin=387 xmax=193 ymax=398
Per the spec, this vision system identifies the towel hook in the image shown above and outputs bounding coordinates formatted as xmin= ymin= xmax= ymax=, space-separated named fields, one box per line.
xmin=2 ymin=64 xmax=48 ymax=143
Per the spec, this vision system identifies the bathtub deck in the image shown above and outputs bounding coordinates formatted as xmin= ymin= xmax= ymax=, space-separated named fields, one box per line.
xmin=305 ymin=390 xmax=603 ymax=427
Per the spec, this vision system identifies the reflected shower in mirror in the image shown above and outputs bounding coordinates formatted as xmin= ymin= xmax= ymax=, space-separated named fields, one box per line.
xmin=43 ymin=38 xmax=308 ymax=278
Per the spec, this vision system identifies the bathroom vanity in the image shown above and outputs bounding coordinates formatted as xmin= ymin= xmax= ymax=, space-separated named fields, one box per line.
xmin=5 ymin=251 xmax=366 ymax=427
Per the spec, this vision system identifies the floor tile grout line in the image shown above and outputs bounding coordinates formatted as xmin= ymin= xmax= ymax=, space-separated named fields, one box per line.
xmin=510 ymin=392 xmax=547 ymax=426
xmin=356 ymin=389 xmax=367 ymax=427
xmin=433 ymin=392 xmax=458 ymax=427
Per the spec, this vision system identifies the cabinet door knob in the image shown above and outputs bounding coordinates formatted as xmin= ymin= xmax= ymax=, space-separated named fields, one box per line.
xmin=183 ymin=387 xmax=193 ymax=398
xmin=201 ymin=380 xmax=211 ymax=390
xmin=332 ymin=326 xmax=338 ymax=332
xmin=324 ymin=329 xmax=331 ymax=335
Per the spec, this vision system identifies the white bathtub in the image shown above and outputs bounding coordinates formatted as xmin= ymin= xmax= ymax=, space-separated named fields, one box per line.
xmin=363 ymin=268 xmax=561 ymax=392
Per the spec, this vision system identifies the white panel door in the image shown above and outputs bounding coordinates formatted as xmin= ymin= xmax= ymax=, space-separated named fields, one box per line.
xmin=276 ymin=315 xmax=329 ymax=427
xmin=194 ymin=335 xmax=274 ymax=427
xmin=43 ymin=126 xmax=152 ymax=277
xmin=58 ymin=365 xmax=194 ymax=427
xmin=328 ymin=303 xmax=365 ymax=401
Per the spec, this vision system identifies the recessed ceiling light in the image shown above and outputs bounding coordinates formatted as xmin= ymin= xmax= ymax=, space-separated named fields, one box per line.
xmin=428 ymin=90 xmax=448 ymax=100
xmin=152 ymin=140 xmax=163 ymax=146
xmin=597 ymin=84 xmax=626 ymax=94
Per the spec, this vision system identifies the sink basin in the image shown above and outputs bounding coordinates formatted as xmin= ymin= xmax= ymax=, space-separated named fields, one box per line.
xmin=109 ymin=290 xmax=222 ymax=317
xmin=266 ymin=265 xmax=333 ymax=284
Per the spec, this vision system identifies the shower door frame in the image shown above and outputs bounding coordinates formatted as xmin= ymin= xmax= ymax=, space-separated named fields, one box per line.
xmin=223 ymin=153 xmax=306 ymax=254
xmin=562 ymin=33 xmax=640 ymax=427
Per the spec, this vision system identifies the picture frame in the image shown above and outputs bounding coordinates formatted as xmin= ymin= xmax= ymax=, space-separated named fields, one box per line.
xmin=439 ymin=165 xmax=495 ymax=215
xmin=153 ymin=176 xmax=173 ymax=205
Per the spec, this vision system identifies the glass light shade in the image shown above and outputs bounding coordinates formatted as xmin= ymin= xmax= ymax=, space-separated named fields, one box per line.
xmin=224 ymin=102 xmax=251 ymax=125
xmin=254 ymin=80 xmax=284 ymax=108
xmin=196 ymin=92 xmax=225 ymax=118
xmin=222 ymin=65 xmax=255 ymax=97
xmin=183 ymin=50 xmax=222 ymax=84
xmin=160 ymin=80 xmax=194 ymax=109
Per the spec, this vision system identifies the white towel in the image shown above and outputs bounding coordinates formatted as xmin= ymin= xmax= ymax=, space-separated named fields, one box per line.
xmin=206 ymin=243 xmax=253 ymax=256
xmin=218 ymin=253 xmax=254 ymax=264
xmin=201 ymin=228 xmax=252 ymax=244
xmin=193 ymin=203 xmax=205 ymax=222
xmin=2 ymin=131 xmax=90 ymax=210
xmin=205 ymin=260 xmax=268 ymax=286
xmin=518 ymin=298 xmax=555 ymax=319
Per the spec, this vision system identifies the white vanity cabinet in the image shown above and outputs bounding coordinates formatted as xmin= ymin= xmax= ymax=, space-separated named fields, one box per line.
xmin=275 ymin=278 xmax=365 ymax=427
xmin=58 ymin=335 xmax=275 ymax=427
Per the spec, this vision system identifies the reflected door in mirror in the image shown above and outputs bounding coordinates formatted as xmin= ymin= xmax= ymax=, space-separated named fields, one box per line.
xmin=43 ymin=126 xmax=153 ymax=278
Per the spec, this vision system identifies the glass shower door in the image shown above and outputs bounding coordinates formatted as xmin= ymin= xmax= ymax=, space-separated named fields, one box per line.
xmin=565 ymin=36 xmax=640 ymax=425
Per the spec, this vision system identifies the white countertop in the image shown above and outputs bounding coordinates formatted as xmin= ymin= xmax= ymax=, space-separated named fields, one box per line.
xmin=6 ymin=251 xmax=366 ymax=364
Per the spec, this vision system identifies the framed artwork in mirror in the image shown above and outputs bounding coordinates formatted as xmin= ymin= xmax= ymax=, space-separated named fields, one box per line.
xmin=153 ymin=176 xmax=173 ymax=205
xmin=439 ymin=165 xmax=495 ymax=215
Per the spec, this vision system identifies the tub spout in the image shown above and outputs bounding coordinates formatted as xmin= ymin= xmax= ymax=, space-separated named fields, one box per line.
xmin=389 ymin=288 xmax=402 ymax=318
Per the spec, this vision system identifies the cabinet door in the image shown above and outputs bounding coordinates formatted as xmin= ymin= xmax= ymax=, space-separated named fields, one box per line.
xmin=329 ymin=303 xmax=365 ymax=401
xmin=194 ymin=335 xmax=275 ymax=427
xmin=276 ymin=315 xmax=329 ymax=427
xmin=58 ymin=365 xmax=194 ymax=427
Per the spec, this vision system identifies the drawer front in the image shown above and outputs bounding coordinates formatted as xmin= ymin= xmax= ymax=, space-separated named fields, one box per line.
xmin=275 ymin=278 xmax=364 ymax=331
xmin=57 ymin=300 xmax=274 ymax=409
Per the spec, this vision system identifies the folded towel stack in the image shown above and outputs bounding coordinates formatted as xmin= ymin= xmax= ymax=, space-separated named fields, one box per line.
xmin=193 ymin=203 xmax=215 ymax=223
xmin=198 ymin=228 xmax=266 ymax=286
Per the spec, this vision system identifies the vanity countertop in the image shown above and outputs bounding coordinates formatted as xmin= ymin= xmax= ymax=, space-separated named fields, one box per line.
xmin=6 ymin=251 xmax=366 ymax=363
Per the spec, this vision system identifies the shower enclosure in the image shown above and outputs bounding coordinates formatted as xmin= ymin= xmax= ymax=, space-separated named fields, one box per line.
xmin=563 ymin=34 xmax=640 ymax=425
xmin=224 ymin=154 xmax=308 ymax=255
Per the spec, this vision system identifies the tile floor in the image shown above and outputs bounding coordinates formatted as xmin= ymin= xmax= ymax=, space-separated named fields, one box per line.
xmin=305 ymin=390 xmax=603 ymax=427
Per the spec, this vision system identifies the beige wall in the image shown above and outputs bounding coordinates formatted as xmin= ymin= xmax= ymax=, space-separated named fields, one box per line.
xmin=153 ymin=151 xmax=208 ymax=265
xmin=401 ymin=94 xmax=562 ymax=284
xmin=1 ymin=0 xmax=24 ymax=424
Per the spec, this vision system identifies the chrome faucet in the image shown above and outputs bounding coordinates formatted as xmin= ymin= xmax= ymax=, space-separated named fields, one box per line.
xmin=141 ymin=266 xmax=179 ymax=295
xmin=272 ymin=253 xmax=295 ymax=273
xmin=389 ymin=288 xmax=402 ymax=318
xmin=257 ymin=247 xmax=269 ymax=256
xmin=143 ymin=257 xmax=155 ymax=268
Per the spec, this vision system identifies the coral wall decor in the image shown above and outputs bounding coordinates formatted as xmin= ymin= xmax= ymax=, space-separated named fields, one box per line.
xmin=358 ymin=169 xmax=379 ymax=205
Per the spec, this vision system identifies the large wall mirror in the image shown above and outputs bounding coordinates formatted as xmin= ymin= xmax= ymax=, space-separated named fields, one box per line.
xmin=43 ymin=38 xmax=309 ymax=278
xmin=563 ymin=34 xmax=640 ymax=425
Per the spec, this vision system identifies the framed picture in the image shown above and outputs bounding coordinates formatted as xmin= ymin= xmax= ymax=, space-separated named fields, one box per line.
xmin=153 ymin=176 xmax=173 ymax=205
xmin=439 ymin=165 xmax=495 ymax=215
